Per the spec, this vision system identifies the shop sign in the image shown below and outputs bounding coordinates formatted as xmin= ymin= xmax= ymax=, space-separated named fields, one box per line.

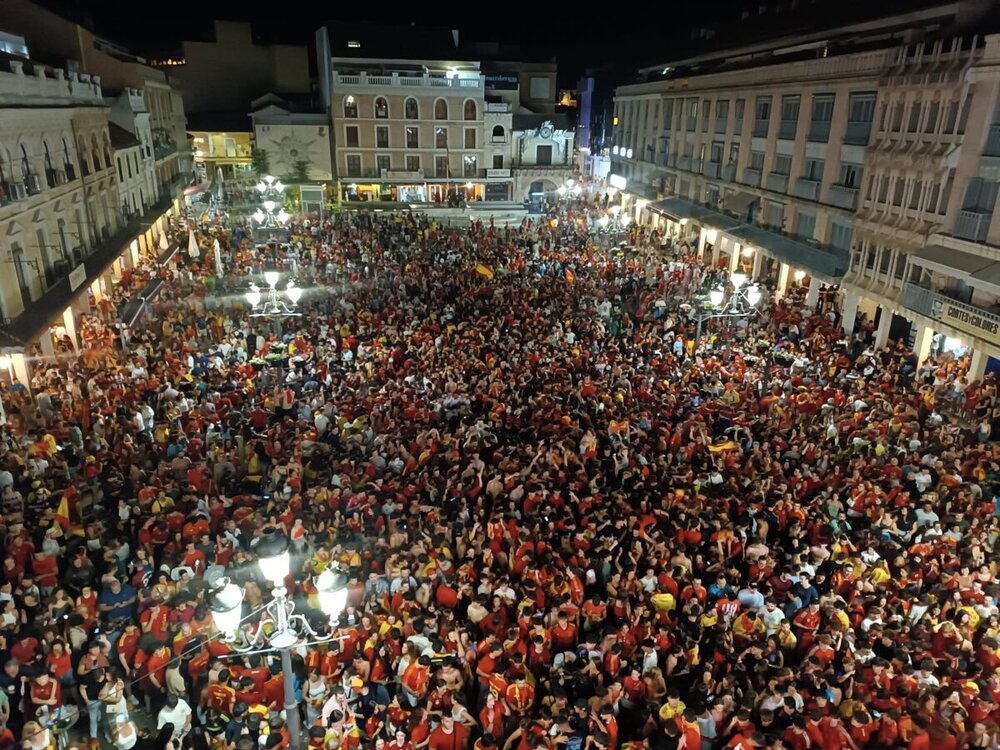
xmin=385 ymin=170 xmax=424 ymax=180
xmin=485 ymin=74 xmax=519 ymax=90
xmin=941 ymin=301 xmax=1000 ymax=346
xmin=69 ymin=264 xmax=86 ymax=291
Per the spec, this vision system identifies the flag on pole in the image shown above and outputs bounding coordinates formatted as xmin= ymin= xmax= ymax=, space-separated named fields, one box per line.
xmin=187 ymin=229 xmax=200 ymax=259
xmin=159 ymin=232 xmax=169 ymax=251
xmin=474 ymin=263 xmax=495 ymax=280
xmin=213 ymin=238 xmax=223 ymax=277
xmin=564 ymin=268 xmax=576 ymax=283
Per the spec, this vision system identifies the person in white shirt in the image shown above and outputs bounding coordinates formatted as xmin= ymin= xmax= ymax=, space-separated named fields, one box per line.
xmin=156 ymin=694 xmax=192 ymax=741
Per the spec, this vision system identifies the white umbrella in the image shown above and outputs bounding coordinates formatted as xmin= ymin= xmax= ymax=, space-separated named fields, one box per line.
xmin=188 ymin=229 xmax=200 ymax=259
xmin=159 ymin=232 xmax=169 ymax=252
xmin=213 ymin=238 xmax=223 ymax=277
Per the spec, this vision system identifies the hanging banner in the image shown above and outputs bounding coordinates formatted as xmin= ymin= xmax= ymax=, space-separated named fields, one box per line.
xmin=187 ymin=230 xmax=200 ymax=259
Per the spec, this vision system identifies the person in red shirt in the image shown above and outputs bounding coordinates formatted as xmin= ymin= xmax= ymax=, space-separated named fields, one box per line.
xmin=505 ymin=674 xmax=535 ymax=716
xmin=551 ymin=611 xmax=578 ymax=651
xmin=427 ymin=715 xmax=469 ymax=750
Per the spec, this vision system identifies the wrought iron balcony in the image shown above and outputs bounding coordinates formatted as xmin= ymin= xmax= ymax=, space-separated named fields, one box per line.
xmin=954 ymin=209 xmax=992 ymax=243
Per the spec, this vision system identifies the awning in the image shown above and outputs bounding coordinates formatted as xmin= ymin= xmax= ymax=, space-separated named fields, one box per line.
xmin=911 ymin=245 xmax=995 ymax=281
xmin=970 ymin=262 xmax=1000 ymax=297
xmin=646 ymin=197 xmax=746 ymax=231
xmin=730 ymin=224 xmax=850 ymax=281
xmin=722 ymin=191 xmax=759 ymax=218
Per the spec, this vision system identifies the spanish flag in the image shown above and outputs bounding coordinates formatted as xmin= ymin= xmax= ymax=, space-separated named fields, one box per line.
xmin=564 ymin=268 xmax=576 ymax=283
xmin=55 ymin=487 xmax=79 ymax=529
xmin=707 ymin=440 xmax=739 ymax=453
xmin=474 ymin=263 xmax=495 ymax=280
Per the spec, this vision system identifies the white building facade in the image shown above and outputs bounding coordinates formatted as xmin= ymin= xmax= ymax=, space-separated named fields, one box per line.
xmin=612 ymin=9 xmax=1000 ymax=379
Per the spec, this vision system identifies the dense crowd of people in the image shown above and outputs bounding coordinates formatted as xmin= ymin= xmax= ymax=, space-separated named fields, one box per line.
xmin=0 ymin=200 xmax=997 ymax=750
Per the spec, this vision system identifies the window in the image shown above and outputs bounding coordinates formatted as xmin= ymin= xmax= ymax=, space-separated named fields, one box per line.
xmin=729 ymin=143 xmax=740 ymax=164
xmin=710 ymin=142 xmax=724 ymax=163
xmin=117 ymin=158 xmax=124 ymax=182
xmin=491 ymin=124 xmax=505 ymax=141
xmin=376 ymin=126 xmax=389 ymax=149
xmin=802 ymin=158 xmax=824 ymax=181
xmin=405 ymin=98 xmax=418 ymax=119
xmin=809 ymin=94 xmax=834 ymax=142
xmin=848 ymin=93 xmax=876 ymax=123
xmin=345 ymin=126 xmax=359 ymax=148
xmin=663 ymin=99 xmax=674 ymax=129
xmin=464 ymin=100 xmax=477 ymax=120
xmin=735 ymin=99 xmax=745 ymax=121
xmin=830 ymin=220 xmax=853 ymax=251
xmin=406 ymin=127 xmax=419 ymax=149
xmin=376 ymin=154 xmax=391 ymax=175
xmin=492 ymin=154 xmax=503 ymax=169
xmin=435 ymin=155 xmax=449 ymax=177
xmin=701 ymin=99 xmax=711 ymax=132
xmin=774 ymin=155 xmax=792 ymax=175
xmin=755 ymin=96 xmax=771 ymax=121
xmin=434 ymin=99 xmax=449 ymax=120
xmin=536 ymin=145 xmax=552 ymax=165
xmin=435 ymin=127 xmax=448 ymax=149
xmin=374 ymin=97 xmax=389 ymax=119
xmin=464 ymin=128 xmax=476 ymax=149
xmin=344 ymin=96 xmax=358 ymax=118
xmin=838 ymin=163 xmax=862 ymax=188
xmin=463 ymin=154 xmax=477 ymax=177
xmin=406 ymin=155 xmax=420 ymax=172
xmin=797 ymin=210 xmax=816 ymax=241
xmin=781 ymin=95 xmax=800 ymax=122
xmin=766 ymin=202 xmax=785 ymax=231
xmin=715 ymin=99 xmax=729 ymax=133
xmin=345 ymin=154 xmax=361 ymax=177
xmin=750 ymin=151 xmax=765 ymax=170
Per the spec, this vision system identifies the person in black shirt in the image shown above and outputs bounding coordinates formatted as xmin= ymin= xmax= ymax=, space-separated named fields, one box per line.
xmin=0 ymin=659 xmax=25 ymax=738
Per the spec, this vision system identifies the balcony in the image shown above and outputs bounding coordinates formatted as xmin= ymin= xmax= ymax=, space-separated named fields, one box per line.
xmin=154 ymin=141 xmax=177 ymax=161
xmin=828 ymin=184 xmax=859 ymax=210
xmin=44 ymin=168 xmax=69 ymax=188
xmin=752 ymin=120 xmax=769 ymax=137
xmin=954 ymin=209 xmax=992 ymax=242
xmin=24 ymin=174 xmax=42 ymax=196
xmin=0 ymin=179 xmax=26 ymax=204
xmin=844 ymin=120 xmax=872 ymax=145
xmin=704 ymin=161 xmax=721 ymax=179
xmin=984 ymin=124 xmax=1000 ymax=157
xmin=741 ymin=167 xmax=762 ymax=187
xmin=491 ymin=135 xmax=507 ymax=143
xmin=722 ymin=164 xmax=736 ymax=182
xmin=677 ymin=155 xmax=692 ymax=171
xmin=714 ymin=117 xmax=728 ymax=134
xmin=792 ymin=177 xmax=820 ymax=201
xmin=807 ymin=121 xmax=831 ymax=142
xmin=335 ymin=72 xmax=484 ymax=91
xmin=64 ymin=163 xmax=76 ymax=181
xmin=766 ymin=173 xmax=789 ymax=193
xmin=778 ymin=120 xmax=797 ymax=140
xmin=903 ymin=283 xmax=1000 ymax=342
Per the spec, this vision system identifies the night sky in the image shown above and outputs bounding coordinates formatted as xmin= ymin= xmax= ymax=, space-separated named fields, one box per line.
xmin=42 ymin=0 xmax=941 ymax=86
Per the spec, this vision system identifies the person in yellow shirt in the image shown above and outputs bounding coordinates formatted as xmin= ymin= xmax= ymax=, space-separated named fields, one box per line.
xmin=658 ymin=690 xmax=686 ymax=722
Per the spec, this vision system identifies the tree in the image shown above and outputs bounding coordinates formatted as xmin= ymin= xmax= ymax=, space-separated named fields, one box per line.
xmin=251 ymin=147 xmax=270 ymax=176
xmin=285 ymin=160 xmax=310 ymax=183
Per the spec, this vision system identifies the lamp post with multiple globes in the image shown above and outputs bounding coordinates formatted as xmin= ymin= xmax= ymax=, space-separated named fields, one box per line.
xmin=207 ymin=529 xmax=349 ymax=750
xmin=245 ymin=270 xmax=303 ymax=317
xmin=696 ymin=271 xmax=763 ymax=345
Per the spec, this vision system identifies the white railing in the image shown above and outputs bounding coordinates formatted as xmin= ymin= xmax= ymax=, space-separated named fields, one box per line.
xmin=336 ymin=72 xmax=485 ymax=90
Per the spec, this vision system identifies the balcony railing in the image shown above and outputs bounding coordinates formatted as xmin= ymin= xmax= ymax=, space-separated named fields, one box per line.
xmin=807 ymin=121 xmax=831 ymax=142
xmin=766 ymin=173 xmax=789 ymax=193
xmin=485 ymin=102 xmax=511 ymax=113
xmin=903 ymin=283 xmax=1000 ymax=341
xmin=686 ymin=116 xmax=697 ymax=131
xmin=335 ymin=72 xmax=484 ymax=90
xmin=954 ymin=209 xmax=992 ymax=242
xmin=792 ymin=177 xmax=820 ymax=201
xmin=154 ymin=142 xmax=177 ymax=160
xmin=844 ymin=120 xmax=872 ymax=145
xmin=715 ymin=117 xmax=728 ymax=134
xmin=741 ymin=167 xmax=762 ymax=187
xmin=984 ymin=124 xmax=1000 ymax=157
xmin=828 ymin=184 xmax=859 ymax=210
xmin=778 ymin=120 xmax=797 ymax=140
xmin=44 ymin=168 xmax=69 ymax=188
xmin=752 ymin=120 xmax=769 ymax=137
xmin=25 ymin=174 xmax=42 ymax=195
xmin=722 ymin=164 xmax=736 ymax=181
xmin=677 ymin=155 xmax=692 ymax=171
xmin=704 ymin=161 xmax=721 ymax=178
xmin=491 ymin=135 xmax=507 ymax=143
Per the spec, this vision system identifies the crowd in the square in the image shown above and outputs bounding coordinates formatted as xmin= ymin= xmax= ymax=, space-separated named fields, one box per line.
xmin=0 ymin=194 xmax=997 ymax=750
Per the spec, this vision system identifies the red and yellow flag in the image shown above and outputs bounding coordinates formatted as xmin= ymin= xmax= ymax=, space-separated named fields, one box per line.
xmin=474 ymin=263 xmax=495 ymax=280
xmin=564 ymin=268 xmax=576 ymax=283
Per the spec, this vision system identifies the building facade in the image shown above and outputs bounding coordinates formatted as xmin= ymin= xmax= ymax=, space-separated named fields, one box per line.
xmin=611 ymin=2 xmax=1000 ymax=377
xmin=511 ymin=115 xmax=576 ymax=203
